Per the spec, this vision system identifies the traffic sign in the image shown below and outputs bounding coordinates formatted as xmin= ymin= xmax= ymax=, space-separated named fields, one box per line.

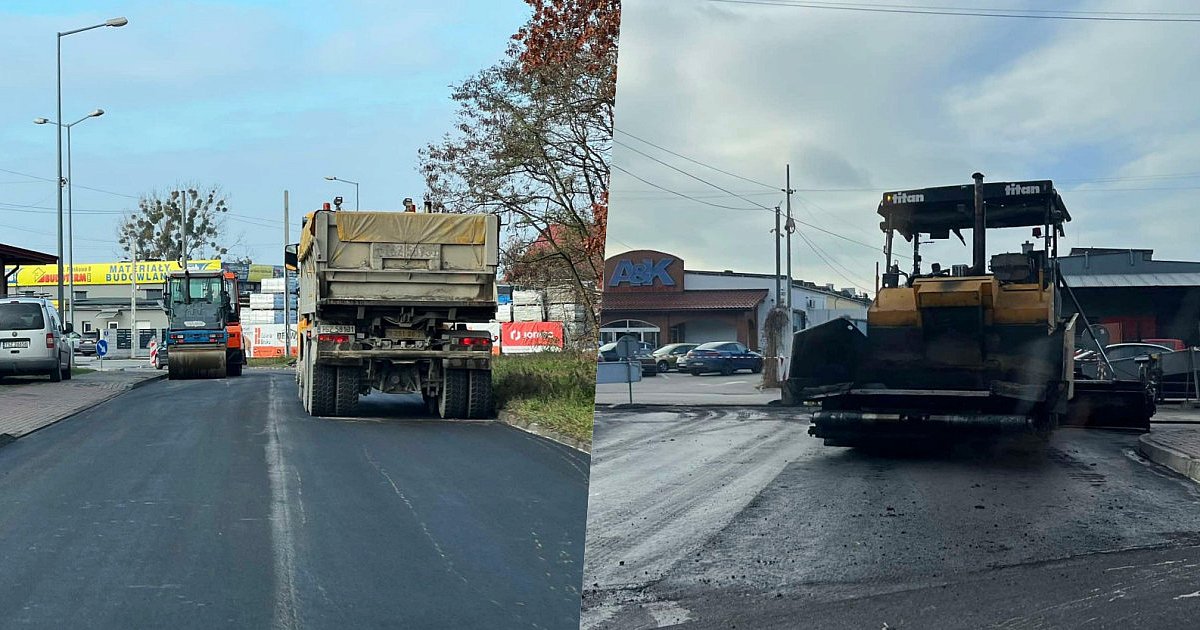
xmin=96 ymin=339 xmax=109 ymax=357
xmin=615 ymin=335 xmax=640 ymax=360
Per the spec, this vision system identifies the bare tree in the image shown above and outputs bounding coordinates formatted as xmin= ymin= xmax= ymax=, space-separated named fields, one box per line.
xmin=419 ymin=1 xmax=618 ymax=335
xmin=117 ymin=185 xmax=230 ymax=261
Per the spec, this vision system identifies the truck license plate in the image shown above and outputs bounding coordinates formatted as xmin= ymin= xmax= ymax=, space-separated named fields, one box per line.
xmin=2 ymin=340 xmax=30 ymax=349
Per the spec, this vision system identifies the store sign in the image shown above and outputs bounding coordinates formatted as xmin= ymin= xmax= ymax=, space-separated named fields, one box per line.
xmin=603 ymin=250 xmax=686 ymax=293
xmin=500 ymin=322 xmax=563 ymax=354
xmin=609 ymin=258 xmax=675 ymax=288
xmin=8 ymin=259 xmax=221 ymax=287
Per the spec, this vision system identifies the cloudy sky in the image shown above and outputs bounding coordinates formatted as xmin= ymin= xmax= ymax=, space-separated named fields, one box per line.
xmin=0 ymin=0 xmax=527 ymax=265
xmin=608 ymin=0 xmax=1200 ymax=295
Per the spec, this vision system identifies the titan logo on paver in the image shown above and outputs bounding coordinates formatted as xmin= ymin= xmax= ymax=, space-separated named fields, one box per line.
xmin=609 ymin=258 xmax=675 ymax=287
xmin=889 ymin=192 xmax=924 ymax=203
xmin=1005 ymin=183 xmax=1041 ymax=196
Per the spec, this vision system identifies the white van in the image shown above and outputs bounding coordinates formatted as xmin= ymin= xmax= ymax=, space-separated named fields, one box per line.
xmin=0 ymin=297 xmax=73 ymax=382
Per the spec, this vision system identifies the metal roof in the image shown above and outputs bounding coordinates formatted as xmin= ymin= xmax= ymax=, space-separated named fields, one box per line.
xmin=1061 ymin=272 xmax=1200 ymax=288
xmin=0 ymin=243 xmax=57 ymax=265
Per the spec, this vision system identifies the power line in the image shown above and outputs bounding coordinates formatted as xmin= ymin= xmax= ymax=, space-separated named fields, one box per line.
xmin=616 ymin=129 xmax=778 ymax=190
xmin=612 ymin=164 xmax=768 ymax=211
xmin=0 ymin=166 xmax=138 ymax=199
xmin=706 ymin=0 xmax=1200 ymax=22
xmin=735 ymin=0 xmax=1200 ymax=18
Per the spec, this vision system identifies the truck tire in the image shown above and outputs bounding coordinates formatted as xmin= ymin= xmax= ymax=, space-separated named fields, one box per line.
xmin=467 ymin=369 xmax=494 ymax=419
xmin=438 ymin=369 xmax=469 ymax=419
xmin=310 ymin=364 xmax=337 ymax=417
xmin=336 ymin=366 xmax=361 ymax=416
xmin=227 ymin=359 xmax=243 ymax=377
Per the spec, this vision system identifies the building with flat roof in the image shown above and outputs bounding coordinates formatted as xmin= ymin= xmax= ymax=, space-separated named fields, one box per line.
xmin=1059 ymin=248 xmax=1200 ymax=345
xmin=600 ymin=250 xmax=870 ymax=351
xmin=5 ymin=259 xmax=223 ymax=354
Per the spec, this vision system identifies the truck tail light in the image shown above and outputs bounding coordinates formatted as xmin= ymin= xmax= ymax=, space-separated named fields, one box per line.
xmin=318 ymin=333 xmax=350 ymax=344
xmin=458 ymin=336 xmax=492 ymax=349
xmin=46 ymin=333 xmax=55 ymax=348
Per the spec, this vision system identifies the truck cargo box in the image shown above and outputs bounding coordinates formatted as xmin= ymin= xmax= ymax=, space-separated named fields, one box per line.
xmin=297 ymin=210 xmax=499 ymax=313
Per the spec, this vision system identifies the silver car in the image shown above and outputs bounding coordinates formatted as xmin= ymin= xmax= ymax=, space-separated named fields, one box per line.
xmin=0 ymin=297 xmax=73 ymax=381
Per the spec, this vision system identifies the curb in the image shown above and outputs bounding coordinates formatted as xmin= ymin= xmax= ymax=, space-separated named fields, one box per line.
xmin=0 ymin=373 xmax=167 ymax=446
xmin=1138 ymin=434 xmax=1200 ymax=484
xmin=497 ymin=409 xmax=591 ymax=454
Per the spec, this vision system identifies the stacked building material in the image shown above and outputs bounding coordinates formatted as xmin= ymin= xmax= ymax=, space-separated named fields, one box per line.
xmin=245 ymin=284 xmax=297 ymax=325
xmin=512 ymin=289 xmax=546 ymax=322
xmin=545 ymin=284 xmax=593 ymax=346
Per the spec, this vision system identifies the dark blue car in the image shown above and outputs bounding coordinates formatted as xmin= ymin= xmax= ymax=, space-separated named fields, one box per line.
xmin=684 ymin=341 xmax=763 ymax=376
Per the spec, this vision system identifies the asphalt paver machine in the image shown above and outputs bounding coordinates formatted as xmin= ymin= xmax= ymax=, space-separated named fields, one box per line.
xmin=786 ymin=174 xmax=1154 ymax=447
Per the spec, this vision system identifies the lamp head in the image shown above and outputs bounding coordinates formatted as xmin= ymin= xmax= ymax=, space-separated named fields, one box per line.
xmin=33 ymin=118 xmax=50 ymax=125
xmin=105 ymin=17 xmax=128 ymax=27
xmin=89 ymin=109 xmax=104 ymax=118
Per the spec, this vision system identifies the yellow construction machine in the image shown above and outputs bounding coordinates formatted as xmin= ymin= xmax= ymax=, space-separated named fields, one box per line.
xmin=786 ymin=174 xmax=1154 ymax=447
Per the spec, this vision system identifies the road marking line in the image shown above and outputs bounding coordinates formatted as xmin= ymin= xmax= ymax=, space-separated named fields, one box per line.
xmin=1175 ymin=590 xmax=1200 ymax=600
xmin=266 ymin=377 xmax=301 ymax=630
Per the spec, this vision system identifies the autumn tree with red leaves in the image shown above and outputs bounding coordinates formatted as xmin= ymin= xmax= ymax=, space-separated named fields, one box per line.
xmin=420 ymin=0 xmax=619 ymax=342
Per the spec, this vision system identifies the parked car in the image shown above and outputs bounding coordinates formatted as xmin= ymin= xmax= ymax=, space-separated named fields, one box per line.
xmin=153 ymin=341 xmax=168 ymax=370
xmin=598 ymin=340 xmax=654 ymax=362
xmin=641 ymin=343 xmax=699 ymax=373
xmin=683 ymin=341 xmax=763 ymax=376
xmin=67 ymin=331 xmax=97 ymax=356
xmin=0 ymin=297 xmax=73 ymax=381
xmin=598 ymin=340 xmax=657 ymax=375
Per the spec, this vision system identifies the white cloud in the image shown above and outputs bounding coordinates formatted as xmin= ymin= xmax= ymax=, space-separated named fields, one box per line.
xmin=608 ymin=0 xmax=1200 ymax=288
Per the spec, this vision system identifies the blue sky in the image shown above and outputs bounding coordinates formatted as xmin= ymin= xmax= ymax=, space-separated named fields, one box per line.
xmin=609 ymin=0 xmax=1200 ymax=294
xmin=0 ymin=0 xmax=530 ymax=264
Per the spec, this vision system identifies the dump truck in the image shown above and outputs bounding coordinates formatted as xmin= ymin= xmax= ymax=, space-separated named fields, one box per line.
xmin=162 ymin=269 xmax=244 ymax=379
xmin=786 ymin=174 xmax=1154 ymax=447
xmin=285 ymin=201 xmax=499 ymax=418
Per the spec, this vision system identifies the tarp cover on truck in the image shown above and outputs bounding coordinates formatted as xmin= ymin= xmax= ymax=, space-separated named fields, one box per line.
xmin=299 ymin=211 xmax=491 ymax=264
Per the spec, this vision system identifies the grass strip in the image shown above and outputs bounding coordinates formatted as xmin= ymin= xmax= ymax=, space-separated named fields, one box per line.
xmin=492 ymin=351 xmax=596 ymax=443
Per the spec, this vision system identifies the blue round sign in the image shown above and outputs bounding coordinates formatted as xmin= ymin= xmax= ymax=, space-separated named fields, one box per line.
xmin=96 ymin=339 xmax=109 ymax=357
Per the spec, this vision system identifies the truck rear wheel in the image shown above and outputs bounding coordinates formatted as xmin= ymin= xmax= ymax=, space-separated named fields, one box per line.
xmin=310 ymin=364 xmax=337 ymax=417
xmin=438 ymin=369 xmax=469 ymax=419
xmin=227 ymin=359 xmax=243 ymax=377
xmin=336 ymin=366 xmax=361 ymax=416
xmin=467 ymin=369 xmax=494 ymax=419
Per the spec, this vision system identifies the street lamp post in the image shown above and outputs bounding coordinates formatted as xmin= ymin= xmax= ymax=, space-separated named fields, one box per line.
xmin=53 ymin=16 xmax=127 ymax=314
xmin=324 ymin=176 xmax=360 ymax=211
xmin=36 ymin=108 xmax=104 ymax=329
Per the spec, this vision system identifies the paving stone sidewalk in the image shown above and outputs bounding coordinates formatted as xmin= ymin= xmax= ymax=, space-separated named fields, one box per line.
xmin=1140 ymin=423 xmax=1200 ymax=484
xmin=0 ymin=370 xmax=165 ymax=440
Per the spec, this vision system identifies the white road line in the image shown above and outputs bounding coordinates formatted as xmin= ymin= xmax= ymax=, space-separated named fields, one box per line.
xmin=266 ymin=377 xmax=301 ymax=630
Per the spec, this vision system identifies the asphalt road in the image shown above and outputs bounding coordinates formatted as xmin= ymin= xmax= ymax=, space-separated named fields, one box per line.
xmin=594 ymin=372 xmax=779 ymax=406
xmin=582 ymin=407 xmax=1200 ymax=629
xmin=0 ymin=370 xmax=589 ymax=629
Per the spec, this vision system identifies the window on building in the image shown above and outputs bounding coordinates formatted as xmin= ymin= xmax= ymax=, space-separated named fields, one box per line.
xmin=74 ymin=290 xmax=87 ymax=300
xmin=144 ymin=288 xmax=163 ymax=300
xmin=83 ymin=321 xmax=93 ymax=333
xmin=108 ymin=321 xmax=119 ymax=330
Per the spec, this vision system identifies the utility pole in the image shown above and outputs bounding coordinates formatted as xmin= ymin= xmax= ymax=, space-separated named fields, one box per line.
xmin=774 ymin=205 xmax=782 ymax=305
xmin=130 ymin=243 xmax=138 ymax=359
xmin=283 ymin=190 xmax=292 ymax=358
xmin=783 ymin=164 xmax=796 ymax=333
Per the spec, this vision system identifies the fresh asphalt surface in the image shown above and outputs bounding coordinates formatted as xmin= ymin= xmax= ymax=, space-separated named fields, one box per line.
xmin=0 ymin=370 xmax=589 ymax=629
xmin=582 ymin=407 xmax=1200 ymax=629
